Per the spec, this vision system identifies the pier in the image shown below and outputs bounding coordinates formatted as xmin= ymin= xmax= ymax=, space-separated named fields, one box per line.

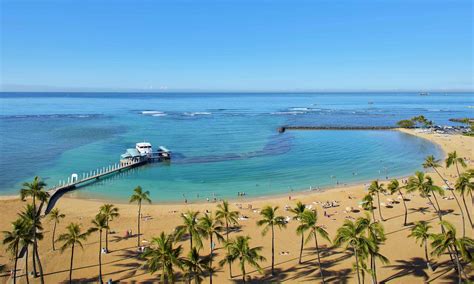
xmin=43 ymin=142 xmax=171 ymax=214
xmin=278 ymin=126 xmax=397 ymax=133
xmin=43 ymin=160 xmax=144 ymax=214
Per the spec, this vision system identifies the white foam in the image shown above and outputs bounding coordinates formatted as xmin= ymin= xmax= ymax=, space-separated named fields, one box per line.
xmin=141 ymin=111 xmax=164 ymax=115
xmin=271 ymin=111 xmax=305 ymax=115
xmin=184 ymin=112 xmax=212 ymax=116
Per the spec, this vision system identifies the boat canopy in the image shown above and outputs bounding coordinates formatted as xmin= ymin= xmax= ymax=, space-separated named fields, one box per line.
xmin=121 ymin=148 xmax=145 ymax=159
xmin=159 ymin=146 xmax=171 ymax=152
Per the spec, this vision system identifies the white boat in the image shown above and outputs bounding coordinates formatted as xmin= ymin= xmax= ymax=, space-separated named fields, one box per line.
xmin=136 ymin=142 xmax=153 ymax=155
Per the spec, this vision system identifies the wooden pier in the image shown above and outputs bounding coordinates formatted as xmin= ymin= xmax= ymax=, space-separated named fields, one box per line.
xmin=278 ymin=126 xmax=397 ymax=133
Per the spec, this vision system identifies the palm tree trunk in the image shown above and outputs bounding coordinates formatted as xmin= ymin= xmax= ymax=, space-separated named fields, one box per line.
xmin=69 ymin=243 xmax=75 ymax=284
xmin=105 ymin=219 xmax=109 ymax=252
xmin=450 ymin=191 xmax=467 ymax=237
xmin=32 ymin=196 xmax=37 ymax=278
xmin=161 ymin=266 xmax=165 ymax=283
xmin=210 ymin=235 xmax=213 ymax=284
xmin=25 ymin=245 xmax=29 ymax=284
xmin=426 ymin=196 xmax=442 ymax=222
xmin=299 ymin=233 xmax=304 ymax=264
xmin=242 ymin=259 xmax=246 ymax=283
xmin=461 ymin=194 xmax=473 ymax=228
xmin=371 ymin=208 xmax=376 ymax=223
xmin=453 ymin=246 xmax=463 ymax=284
xmin=226 ymin=221 xmax=232 ymax=278
xmin=432 ymin=193 xmax=443 ymax=218
xmin=432 ymin=167 xmax=468 ymax=234
xmin=34 ymin=242 xmax=44 ymax=284
xmin=137 ymin=201 xmax=141 ymax=247
xmin=371 ymin=254 xmax=377 ymax=284
xmin=427 ymin=195 xmax=458 ymax=267
xmin=190 ymin=231 xmax=193 ymax=251
xmin=314 ymin=232 xmax=325 ymax=283
xmin=353 ymin=246 xmax=361 ymax=284
xmin=99 ymin=230 xmax=103 ymax=284
xmin=424 ymin=240 xmax=431 ymax=271
xmin=52 ymin=222 xmax=57 ymax=251
xmin=398 ymin=190 xmax=408 ymax=226
xmin=271 ymin=224 xmax=275 ymax=276
xmin=13 ymin=243 xmax=18 ymax=284
xmin=376 ymin=192 xmax=384 ymax=221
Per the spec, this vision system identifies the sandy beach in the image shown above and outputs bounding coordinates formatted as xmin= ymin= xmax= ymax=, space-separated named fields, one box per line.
xmin=1 ymin=129 xmax=472 ymax=283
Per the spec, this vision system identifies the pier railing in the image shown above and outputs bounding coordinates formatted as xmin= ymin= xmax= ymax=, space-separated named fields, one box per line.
xmin=44 ymin=159 xmax=143 ymax=214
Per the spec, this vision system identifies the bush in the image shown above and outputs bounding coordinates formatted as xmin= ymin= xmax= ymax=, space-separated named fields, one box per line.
xmin=397 ymin=119 xmax=415 ymax=128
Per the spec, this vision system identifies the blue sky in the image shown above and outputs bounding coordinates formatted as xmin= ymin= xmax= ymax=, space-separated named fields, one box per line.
xmin=1 ymin=0 xmax=472 ymax=92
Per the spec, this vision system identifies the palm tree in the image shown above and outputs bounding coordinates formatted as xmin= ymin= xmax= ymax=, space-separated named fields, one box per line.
xmin=407 ymin=172 xmax=444 ymax=222
xmin=2 ymin=220 xmax=25 ymax=284
xmin=215 ymin=200 xmax=239 ymax=278
xmin=18 ymin=221 xmax=33 ymax=284
xmin=455 ymin=173 xmax=473 ymax=228
xmin=198 ymin=213 xmax=224 ymax=284
xmin=356 ymin=215 xmax=389 ymax=284
xmin=333 ymin=219 xmax=373 ymax=284
xmin=445 ymin=151 xmax=467 ymax=177
xmin=219 ymin=236 xmax=266 ymax=283
xmin=387 ymin=179 xmax=409 ymax=226
xmin=141 ymin=232 xmax=186 ymax=283
xmin=184 ymin=247 xmax=209 ymax=284
xmin=423 ymin=155 xmax=467 ymax=236
xmin=176 ymin=210 xmax=202 ymax=251
xmin=18 ymin=204 xmax=44 ymax=282
xmin=289 ymin=201 xmax=306 ymax=264
xmin=57 ymin=223 xmax=90 ymax=283
xmin=129 ymin=186 xmax=151 ymax=247
xmin=99 ymin=204 xmax=119 ymax=252
xmin=48 ymin=208 xmax=65 ymax=251
xmin=298 ymin=210 xmax=330 ymax=283
xmin=256 ymin=205 xmax=286 ymax=276
xmin=431 ymin=221 xmax=474 ymax=284
xmin=361 ymin=193 xmax=376 ymax=222
xmin=408 ymin=221 xmax=433 ymax=271
xmin=20 ymin=176 xmax=49 ymax=283
xmin=368 ymin=180 xmax=385 ymax=221
xmin=90 ymin=213 xmax=109 ymax=284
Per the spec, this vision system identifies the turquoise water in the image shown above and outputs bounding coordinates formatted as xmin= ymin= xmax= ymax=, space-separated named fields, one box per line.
xmin=0 ymin=92 xmax=471 ymax=202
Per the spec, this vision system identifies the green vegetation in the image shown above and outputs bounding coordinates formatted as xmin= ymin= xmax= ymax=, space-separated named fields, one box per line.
xmin=48 ymin=208 xmax=65 ymax=251
xmin=408 ymin=221 xmax=432 ymax=270
xmin=396 ymin=119 xmax=415 ymax=128
xmin=99 ymin=204 xmax=119 ymax=252
xmin=297 ymin=209 xmax=330 ymax=283
xmin=90 ymin=213 xmax=109 ymax=283
xmin=256 ymin=205 xmax=286 ymax=276
xmin=220 ymin=236 xmax=266 ymax=283
xmin=289 ymin=201 xmax=307 ymax=264
xmin=57 ymin=223 xmax=91 ymax=283
xmin=129 ymin=186 xmax=151 ymax=247
xmin=397 ymin=115 xmax=433 ymax=128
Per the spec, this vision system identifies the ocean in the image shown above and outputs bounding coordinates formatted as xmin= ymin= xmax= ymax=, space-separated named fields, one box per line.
xmin=0 ymin=92 xmax=471 ymax=202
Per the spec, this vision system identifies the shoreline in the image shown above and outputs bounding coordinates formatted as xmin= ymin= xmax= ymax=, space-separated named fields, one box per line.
xmin=0 ymin=128 xmax=447 ymax=204
xmin=1 ymin=128 xmax=472 ymax=283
